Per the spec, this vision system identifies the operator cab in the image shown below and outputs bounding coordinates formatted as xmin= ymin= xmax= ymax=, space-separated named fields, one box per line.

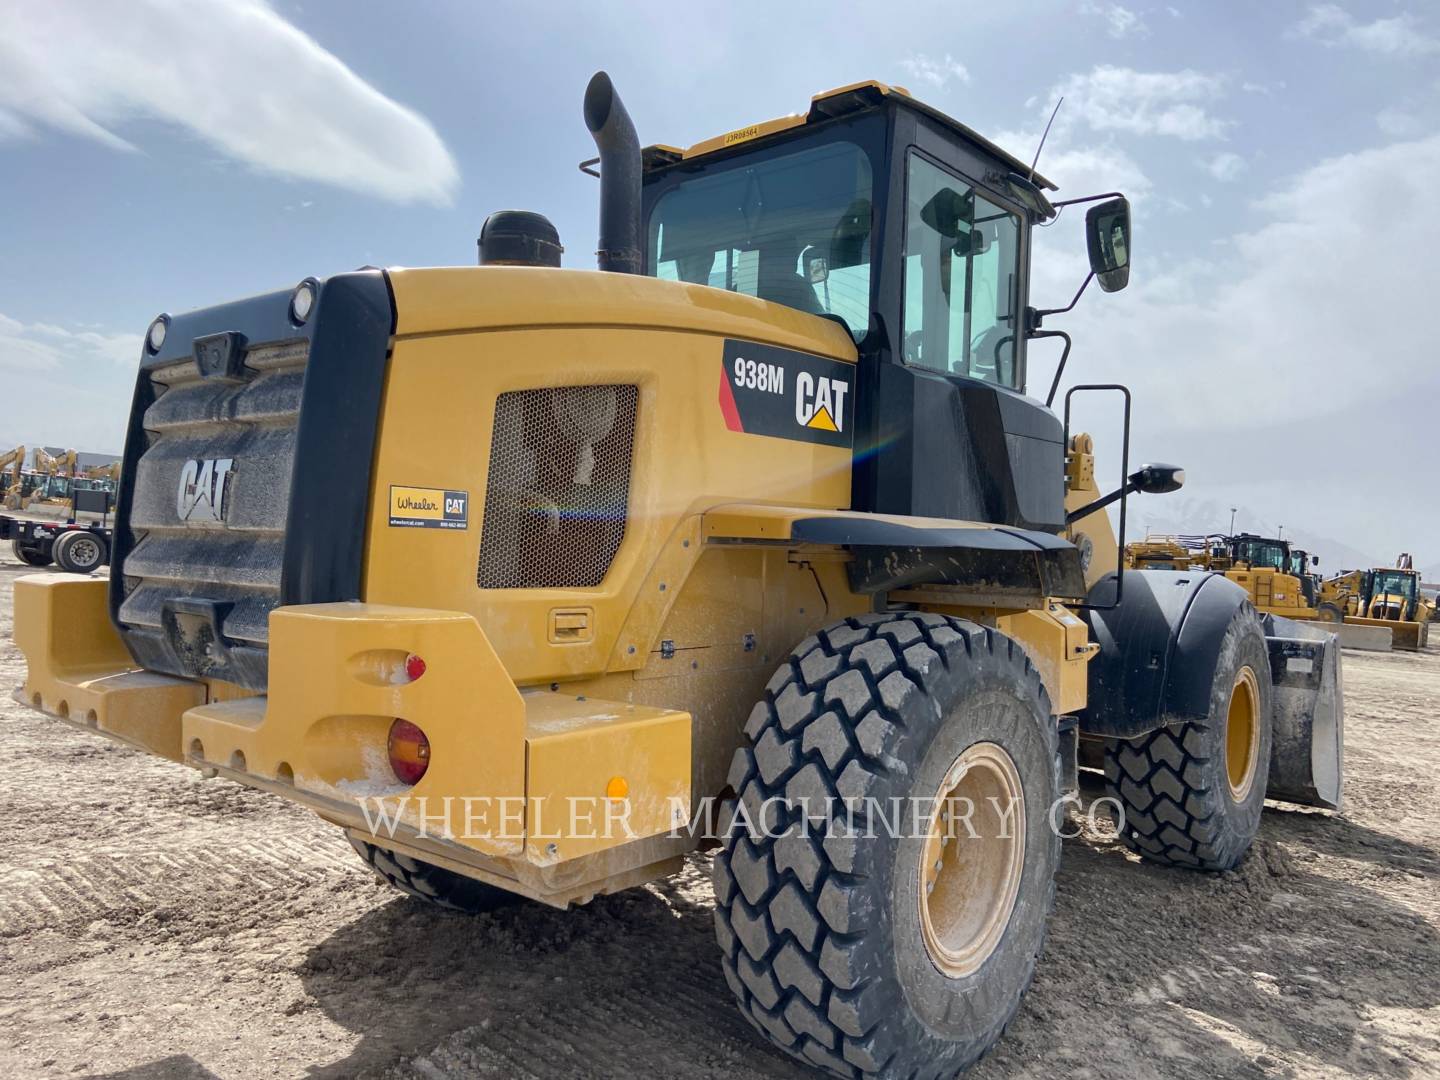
xmin=1229 ymin=533 xmax=1291 ymax=571
xmin=636 ymin=81 xmax=1131 ymax=532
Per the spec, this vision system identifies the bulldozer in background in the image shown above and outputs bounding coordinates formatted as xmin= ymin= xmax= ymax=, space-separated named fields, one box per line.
xmin=11 ymin=74 xmax=1345 ymax=1078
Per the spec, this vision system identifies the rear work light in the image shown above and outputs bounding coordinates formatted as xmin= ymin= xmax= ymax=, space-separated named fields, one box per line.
xmin=387 ymin=719 xmax=430 ymax=785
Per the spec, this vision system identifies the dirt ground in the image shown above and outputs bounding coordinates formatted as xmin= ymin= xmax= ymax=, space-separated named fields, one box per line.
xmin=0 ymin=549 xmax=1437 ymax=1080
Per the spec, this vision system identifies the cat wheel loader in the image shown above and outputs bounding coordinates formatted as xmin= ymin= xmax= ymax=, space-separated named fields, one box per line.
xmin=1124 ymin=532 xmax=1321 ymax=621
xmin=12 ymin=73 xmax=1344 ymax=1078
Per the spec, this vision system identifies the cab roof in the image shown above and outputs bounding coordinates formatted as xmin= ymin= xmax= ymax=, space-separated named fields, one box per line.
xmin=641 ymin=80 xmax=1057 ymax=191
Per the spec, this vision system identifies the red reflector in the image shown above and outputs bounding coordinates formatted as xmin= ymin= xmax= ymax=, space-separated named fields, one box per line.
xmin=405 ymin=653 xmax=427 ymax=681
xmin=387 ymin=719 xmax=430 ymax=785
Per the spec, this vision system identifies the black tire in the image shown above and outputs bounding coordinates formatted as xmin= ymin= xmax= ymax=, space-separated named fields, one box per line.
xmin=1315 ymin=602 xmax=1344 ymax=624
xmin=713 ymin=612 xmax=1060 ymax=1078
xmin=10 ymin=538 xmax=52 ymax=567
xmin=348 ymin=835 xmax=525 ymax=914
xmin=1103 ymin=603 xmax=1272 ymax=871
xmin=52 ymin=530 xmax=107 ymax=574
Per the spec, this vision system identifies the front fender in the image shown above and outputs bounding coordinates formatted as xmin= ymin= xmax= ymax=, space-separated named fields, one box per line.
xmin=1079 ymin=569 xmax=1251 ymax=738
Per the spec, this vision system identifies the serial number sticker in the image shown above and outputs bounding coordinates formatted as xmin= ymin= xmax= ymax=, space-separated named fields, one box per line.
xmin=389 ymin=485 xmax=469 ymax=530
xmin=1286 ymin=657 xmax=1315 ymax=674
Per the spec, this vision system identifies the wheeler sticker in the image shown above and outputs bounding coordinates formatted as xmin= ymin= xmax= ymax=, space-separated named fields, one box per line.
xmin=718 ymin=339 xmax=854 ymax=448
xmin=388 ymin=485 xmax=469 ymax=529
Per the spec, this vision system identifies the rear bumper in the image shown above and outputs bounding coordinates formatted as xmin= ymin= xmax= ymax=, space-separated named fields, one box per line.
xmin=14 ymin=574 xmax=692 ymax=906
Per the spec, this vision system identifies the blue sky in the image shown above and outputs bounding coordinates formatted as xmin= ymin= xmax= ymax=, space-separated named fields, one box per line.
xmin=2 ymin=0 xmax=1438 ymax=567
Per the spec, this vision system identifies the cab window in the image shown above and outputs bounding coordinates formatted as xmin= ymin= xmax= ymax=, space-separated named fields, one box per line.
xmin=648 ymin=141 xmax=873 ymax=341
xmin=901 ymin=152 xmax=1021 ymax=387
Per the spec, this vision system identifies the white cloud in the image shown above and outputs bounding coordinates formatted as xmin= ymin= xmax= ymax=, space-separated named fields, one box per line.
xmin=1081 ymin=3 xmax=1148 ymax=39
xmin=0 ymin=0 xmax=459 ymax=205
xmin=901 ymin=53 xmax=971 ymax=90
xmin=1042 ymin=132 xmax=1440 ymax=429
xmin=1293 ymin=4 xmax=1440 ymax=56
xmin=1377 ymin=106 xmax=1424 ymax=137
xmin=0 ymin=314 xmax=140 ymax=373
xmin=1031 ymin=133 xmax=1440 ymax=555
xmin=1050 ymin=66 xmax=1230 ymax=141
xmin=1204 ymin=151 xmax=1246 ymax=181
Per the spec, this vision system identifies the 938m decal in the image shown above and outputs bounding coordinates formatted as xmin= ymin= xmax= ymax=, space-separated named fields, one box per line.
xmin=718 ymin=339 xmax=854 ymax=448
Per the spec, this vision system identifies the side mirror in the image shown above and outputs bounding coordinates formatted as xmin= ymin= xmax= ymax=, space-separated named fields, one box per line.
xmin=1130 ymin=462 xmax=1184 ymax=495
xmin=1086 ymin=197 xmax=1131 ymax=293
xmin=953 ymin=228 xmax=991 ymax=258
xmin=1312 ymin=555 xmax=1320 ymax=566
xmin=920 ymin=187 xmax=973 ymax=237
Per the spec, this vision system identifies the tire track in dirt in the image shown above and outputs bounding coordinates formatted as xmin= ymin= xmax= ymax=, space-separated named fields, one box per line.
xmin=0 ymin=835 xmax=357 ymax=938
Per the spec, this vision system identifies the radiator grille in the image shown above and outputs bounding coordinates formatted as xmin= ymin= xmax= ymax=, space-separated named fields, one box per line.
xmin=477 ymin=385 xmax=638 ymax=589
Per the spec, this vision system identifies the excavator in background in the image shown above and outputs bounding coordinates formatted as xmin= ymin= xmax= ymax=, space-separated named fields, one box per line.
xmin=0 ymin=445 xmax=24 ymax=503
xmin=20 ymin=448 xmax=79 ymax=512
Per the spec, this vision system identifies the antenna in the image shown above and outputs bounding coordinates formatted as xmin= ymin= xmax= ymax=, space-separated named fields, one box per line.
xmin=1029 ymin=97 xmax=1064 ymax=180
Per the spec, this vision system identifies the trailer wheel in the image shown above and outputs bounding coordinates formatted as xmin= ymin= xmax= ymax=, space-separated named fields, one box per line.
xmin=348 ymin=835 xmax=524 ymax=914
xmin=53 ymin=530 xmax=108 ymax=574
xmin=1103 ymin=604 xmax=1272 ymax=871
xmin=10 ymin=538 xmax=52 ymax=567
xmin=713 ymin=613 xmax=1060 ymax=1078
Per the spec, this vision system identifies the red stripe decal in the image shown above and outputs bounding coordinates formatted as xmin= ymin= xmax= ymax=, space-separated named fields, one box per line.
xmin=717 ymin=367 xmax=743 ymax=432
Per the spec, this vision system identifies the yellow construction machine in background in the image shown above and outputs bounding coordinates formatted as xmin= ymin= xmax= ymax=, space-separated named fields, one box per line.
xmin=0 ymin=445 xmax=24 ymax=505
xmin=1316 ymin=556 xmax=1432 ymax=651
xmin=1124 ymin=532 xmax=1319 ymax=621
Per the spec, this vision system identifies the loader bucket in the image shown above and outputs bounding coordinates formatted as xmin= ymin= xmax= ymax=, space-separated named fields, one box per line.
xmin=1389 ymin=620 xmax=1424 ymax=652
xmin=1262 ymin=615 xmax=1343 ymax=811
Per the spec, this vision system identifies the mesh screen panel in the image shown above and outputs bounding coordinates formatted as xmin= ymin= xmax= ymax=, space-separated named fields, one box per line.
xmin=476 ymin=385 xmax=639 ymax=589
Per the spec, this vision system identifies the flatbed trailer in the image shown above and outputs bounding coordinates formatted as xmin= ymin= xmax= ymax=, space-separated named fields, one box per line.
xmin=1 ymin=498 xmax=113 ymax=574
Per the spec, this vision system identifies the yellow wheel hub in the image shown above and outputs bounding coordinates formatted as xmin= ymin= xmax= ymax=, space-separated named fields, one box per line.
xmin=1225 ymin=666 xmax=1261 ymax=800
xmin=918 ymin=742 xmax=1025 ymax=978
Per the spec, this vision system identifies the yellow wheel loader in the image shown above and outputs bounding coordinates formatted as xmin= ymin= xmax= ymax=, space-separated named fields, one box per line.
xmin=1124 ymin=532 xmax=1320 ymax=621
xmin=12 ymin=74 xmax=1344 ymax=1078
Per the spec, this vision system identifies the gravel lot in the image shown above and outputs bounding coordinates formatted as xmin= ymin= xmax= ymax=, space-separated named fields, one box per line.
xmin=1 ymin=547 xmax=1437 ymax=1080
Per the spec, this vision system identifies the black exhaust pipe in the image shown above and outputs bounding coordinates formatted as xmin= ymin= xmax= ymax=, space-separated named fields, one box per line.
xmin=583 ymin=71 xmax=642 ymax=275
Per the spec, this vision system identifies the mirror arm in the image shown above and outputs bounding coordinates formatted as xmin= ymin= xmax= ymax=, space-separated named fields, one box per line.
xmin=1066 ymin=478 xmax=1138 ymax=526
xmin=1032 ymin=271 xmax=1094 ymax=326
xmin=1051 ymin=190 xmax=1125 ymax=209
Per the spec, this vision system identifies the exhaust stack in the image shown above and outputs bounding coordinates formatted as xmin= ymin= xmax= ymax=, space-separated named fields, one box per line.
xmin=583 ymin=71 xmax=642 ymax=275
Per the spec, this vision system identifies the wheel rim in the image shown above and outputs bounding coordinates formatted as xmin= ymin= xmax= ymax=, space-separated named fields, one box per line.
xmin=918 ymin=742 xmax=1026 ymax=979
xmin=1225 ymin=666 xmax=1261 ymax=800
xmin=69 ymin=537 xmax=100 ymax=568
